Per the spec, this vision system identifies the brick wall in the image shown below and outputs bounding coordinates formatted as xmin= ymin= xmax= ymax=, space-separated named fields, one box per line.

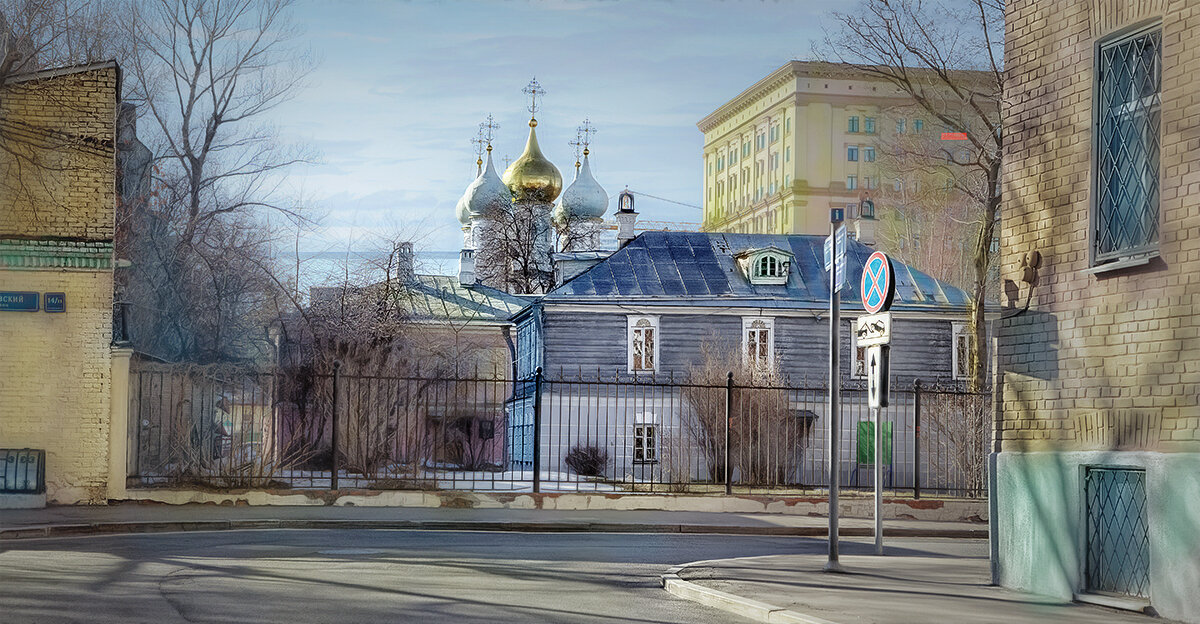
xmin=0 ymin=63 xmax=118 ymax=241
xmin=0 ymin=270 xmax=113 ymax=503
xmin=1000 ymin=0 xmax=1200 ymax=453
xmin=0 ymin=62 xmax=119 ymax=503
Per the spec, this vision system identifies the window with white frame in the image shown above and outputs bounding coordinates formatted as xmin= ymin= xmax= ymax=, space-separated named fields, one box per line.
xmin=848 ymin=116 xmax=860 ymax=133
xmin=851 ymin=322 xmax=866 ymax=378
xmin=633 ymin=421 xmax=657 ymax=463
xmin=743 ymin=317 xmax=775 ymax=369
xmin=952 ymin=323 xmax=971 ymax=380
xmin=864 ymin=146 xmax=876 ymax=162
xmin=1094 ymin=24 xmax=1161 ymax=263
xmin=627 ymin=316 xmax=659 ymax=373
xmin=896 ymin=118 xmax=906 ymax=134
xmin=846 ymin=175 xmax=858 ymax=190
xmin=864 ymin=116 xmax=876 ymax=134
xmin=847 ymin=146 xmax=859 ymax=161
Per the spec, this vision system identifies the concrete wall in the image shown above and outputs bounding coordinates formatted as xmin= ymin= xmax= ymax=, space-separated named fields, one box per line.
xmin=995 ymin=451 xmax=1200 ymax=623
xmin=0 ymin=63 xmax=120 ymax=504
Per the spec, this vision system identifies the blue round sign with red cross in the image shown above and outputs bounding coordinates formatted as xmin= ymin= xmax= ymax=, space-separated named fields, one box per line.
xmin=860 ymin=251 xmax=895 ymax=314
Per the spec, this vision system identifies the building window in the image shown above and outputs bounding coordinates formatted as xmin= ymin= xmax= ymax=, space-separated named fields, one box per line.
xmin=952 ymin=323 xmax=971 ymax=380
xmin=848 ymin=116 xmax=860 ymax=133
xmin=743 ymin=142 xmax=750 ymax=157
xmin=851 ymin=324 xmax=866 ymax=378
xmin=1095 ymin=24 xmax=1162 ymax=262
xmin=913 ymin=119 xmax=924 ymax=133
xmin=717 ymin=157 xmax=724 ymax=172
xmin=896 ymin=119 xmax=906 ymax=134
xmin=864 ymin=146 xmax=875 ymax=162
xmin=785 ymin=118 xmax=791 ymax=133
xmin=865 ymin=176 xmax=877 ymax=190
xmin=633 ymin=423 xmax=657 ymax=463
xmin=847 ymin=146 xmax=859 ymax=162
xmin=627 ymin=316 xmax=659 ymax=373
xmin=785 ymin=146 xmax=791 ymax=162
xmin=743 ymin=317 xmax=775 ymax=369
xmin=893 ymin=178 xmax=903 ymax=192
xmin=864 ymin=117 xmax=876 ymax=134
xmin=846 ymin=175 xmax=858 ymax=190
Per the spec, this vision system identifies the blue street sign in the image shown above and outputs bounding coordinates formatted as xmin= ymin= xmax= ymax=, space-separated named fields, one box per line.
xmin=0 ymin=292 xmax=39 ymax=312
xmin=830 ymin=208 xmax=844 ymax=223
xmin=860 ymin=251 xmax=896 ymax=314
xmin=44 ymin=292 xmax=66 ymax=313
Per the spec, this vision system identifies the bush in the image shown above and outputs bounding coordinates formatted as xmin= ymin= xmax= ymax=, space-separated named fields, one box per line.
xmin=565 ymin=445 xmax=609 ymax=477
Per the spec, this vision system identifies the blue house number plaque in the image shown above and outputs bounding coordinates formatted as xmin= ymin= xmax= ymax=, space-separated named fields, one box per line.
xmin=44 ymin=292 xmax=66 ymax=313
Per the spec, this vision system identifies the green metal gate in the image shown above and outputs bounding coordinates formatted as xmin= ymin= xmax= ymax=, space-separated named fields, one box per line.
xmin=1085 ymin=467 xmax=1150 ymax=598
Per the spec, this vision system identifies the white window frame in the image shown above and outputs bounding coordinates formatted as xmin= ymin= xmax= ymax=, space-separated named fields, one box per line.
xmin=633 ymin=420 xmax=658 ymax=464
xmin=627 ymin=315 xmax=660 ymax=373
xmin=952 ymin=322 xmax=970 ymax=381
xmin=742 ymin=316 xmax=775 ymax=369
xmin=847 ymin=145 xmax=859 ymax=162
xmin=847 ymin=175 xmax=858 ymax=190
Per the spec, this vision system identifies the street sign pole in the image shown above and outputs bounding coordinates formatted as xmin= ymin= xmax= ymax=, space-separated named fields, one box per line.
xmin=825 ymin=211 xmax=843 ymax=573
xmin=861 ymin=252 xmax=896 ymax=559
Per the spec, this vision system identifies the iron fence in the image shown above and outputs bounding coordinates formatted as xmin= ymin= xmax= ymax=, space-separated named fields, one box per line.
xmin=126 ymin=365 xmax=990 ymax=498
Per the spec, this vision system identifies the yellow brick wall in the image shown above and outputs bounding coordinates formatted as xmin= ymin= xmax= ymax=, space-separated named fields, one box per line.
xmin=1000 ymin=0 xmax=1200 ymax=453
xmin=0 ymin=270 xmax=113 ymax=503
xmin=0 ymin=63 xmax=118 ymax=241
xmin=0 ymin=62 xmax=119 ymax=503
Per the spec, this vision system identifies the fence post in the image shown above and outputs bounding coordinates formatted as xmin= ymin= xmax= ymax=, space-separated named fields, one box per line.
xmin=330 ymin=360 xmax=341 ymax=491
xmin=913 ymin=378 xmax=922 ymax=500
xmin=725 ymin=371 xmax=733 ymax=495
xmin=533 ymin=366 xmax=543 ymax=494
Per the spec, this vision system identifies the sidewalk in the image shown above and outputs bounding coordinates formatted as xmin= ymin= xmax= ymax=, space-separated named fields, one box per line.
xmin=665 ymin=548 xmax=1160 ymax=624
xmin=0 ymin=502 xmax=985 ymax=540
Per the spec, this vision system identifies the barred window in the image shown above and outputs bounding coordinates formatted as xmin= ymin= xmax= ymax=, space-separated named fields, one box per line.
xmin=1095 ymin=25 xmax=1161 ymax=262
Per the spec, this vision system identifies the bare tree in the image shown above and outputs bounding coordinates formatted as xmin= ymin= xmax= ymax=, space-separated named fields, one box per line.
xmin=0 ymin=0 xmax=125 ymax=219
xmin=474 ymin=202 xmax=555 ymax=294
xmin=823 ymin=0 xmax=1003 ymax=391
xmin=118 ymin=0 xmax=314 ymax=362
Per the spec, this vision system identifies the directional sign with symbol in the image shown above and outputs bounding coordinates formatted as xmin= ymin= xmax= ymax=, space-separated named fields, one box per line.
xmin=825 ymin=225 xmax=848 ymax=292
xmin=860 ymin=251 xmax=895 ymax=314
xmin=867 ymin=345 xmax=890 ymax=408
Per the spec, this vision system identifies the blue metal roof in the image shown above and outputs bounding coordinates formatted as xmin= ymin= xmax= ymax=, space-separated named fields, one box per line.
xmin=541 ymin=231 xmax=970 ymax=312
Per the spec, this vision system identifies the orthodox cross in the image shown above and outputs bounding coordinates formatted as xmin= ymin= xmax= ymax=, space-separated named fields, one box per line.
xmin=577 ymin=118 xmax=597 ymax=154
xmin=503 ymin=154 xmax=513 ymax=169
xmin=479 ymin=114 xmax=499 ymax=147
xmin=568 ymin=130 xmax=585 ymax=174
xmin=523 ymin=78 xmax=545 ymax=119
xmin=471 ymin=129 xmax=487 ymax=174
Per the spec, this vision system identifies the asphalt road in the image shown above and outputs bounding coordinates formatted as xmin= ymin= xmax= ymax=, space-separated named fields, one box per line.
xmin=0 ymin=529 xmax=982 ymax=623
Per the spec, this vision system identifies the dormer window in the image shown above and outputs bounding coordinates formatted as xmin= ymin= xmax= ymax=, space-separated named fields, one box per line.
xmin=737 ymin=247 xmax=792 ymax=285
xmin=757 ymin=255 xmax=782 ymax=279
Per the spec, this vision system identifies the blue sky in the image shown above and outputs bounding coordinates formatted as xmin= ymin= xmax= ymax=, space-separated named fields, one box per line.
xmin=276 ymin=0 xmax=841 ymax=253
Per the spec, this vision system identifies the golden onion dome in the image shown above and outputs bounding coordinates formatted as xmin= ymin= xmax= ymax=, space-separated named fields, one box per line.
xmin=502 ymin=119 xmax=562 ymax=203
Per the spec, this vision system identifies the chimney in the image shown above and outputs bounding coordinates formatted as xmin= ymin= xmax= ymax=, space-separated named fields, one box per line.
xmin=459 ymin=248 xmax=476 ymax=286
xmin=616 ymin=188 xmax=638 ymax=249
xmin=396 ymin=241 xmax=415 ymax=283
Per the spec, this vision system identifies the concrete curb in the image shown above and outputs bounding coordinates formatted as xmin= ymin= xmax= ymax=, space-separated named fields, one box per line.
xmin=0 ymin=519 xmax=988 ymax=541
xmin=662 ymin=557 xmax=839 ymax=624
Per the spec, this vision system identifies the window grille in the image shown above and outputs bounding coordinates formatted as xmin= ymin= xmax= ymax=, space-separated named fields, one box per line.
xmin=1086 ymin=467 xmax=1150 ymax=598
xmin=1095 ymin=26 xmax=1161 ymax=262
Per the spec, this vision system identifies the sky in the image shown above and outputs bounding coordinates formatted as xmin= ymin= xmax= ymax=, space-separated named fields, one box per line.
xmin=275 ymin=0 xmax=843 ymax=255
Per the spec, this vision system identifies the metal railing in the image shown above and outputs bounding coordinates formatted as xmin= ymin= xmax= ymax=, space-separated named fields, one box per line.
xmin=126 ymin=365 xmax=989 ymax=498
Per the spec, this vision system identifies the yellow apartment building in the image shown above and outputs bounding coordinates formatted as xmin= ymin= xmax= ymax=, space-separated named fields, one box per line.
xmin=698 ymin=61 xmax=939 ymax=236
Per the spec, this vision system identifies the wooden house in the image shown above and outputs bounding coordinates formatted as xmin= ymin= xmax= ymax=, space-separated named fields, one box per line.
xmin=508 ymin=231 xmax=974 ymax=487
